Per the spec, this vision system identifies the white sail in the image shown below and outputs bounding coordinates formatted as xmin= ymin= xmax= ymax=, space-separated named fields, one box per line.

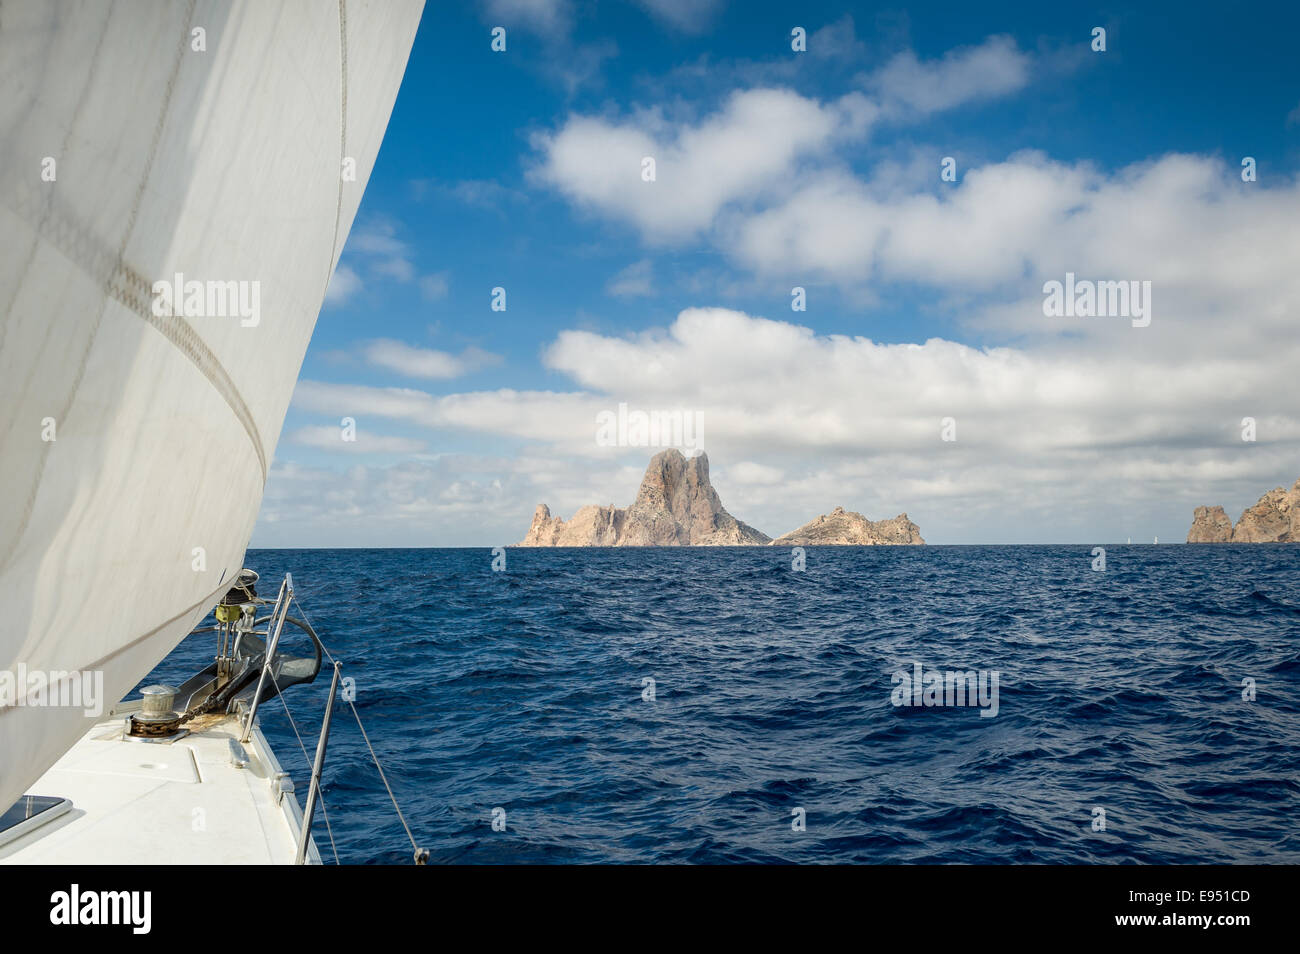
xmin=0 ymin=0 xmax=423 ymax=812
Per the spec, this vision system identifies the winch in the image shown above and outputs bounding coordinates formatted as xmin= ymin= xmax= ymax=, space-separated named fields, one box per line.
xmin=124 ymin=570 xmax=322 ymax=741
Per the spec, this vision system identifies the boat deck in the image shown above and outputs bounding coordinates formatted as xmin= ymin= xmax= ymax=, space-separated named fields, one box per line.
xmin=0 ymin=704 xmax=321 ymax=865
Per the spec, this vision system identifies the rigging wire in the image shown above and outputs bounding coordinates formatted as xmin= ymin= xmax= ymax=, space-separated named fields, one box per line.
xmin=290 ymin=593 xmax=426 ymax=862
xmin=271 ymin=676 xmax=341 ymax=865
xmin=221 ymin=572 xmax=424 ymax=862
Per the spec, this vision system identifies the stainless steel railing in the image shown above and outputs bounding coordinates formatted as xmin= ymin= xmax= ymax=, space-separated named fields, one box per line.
xmin=239 ymin=573 xmax=292 ymax=743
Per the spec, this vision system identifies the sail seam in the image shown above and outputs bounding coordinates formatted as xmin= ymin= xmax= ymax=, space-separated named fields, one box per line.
xmin=8 ymin=182 xmax=270 ymax=481
xmin=324 ymin=0 xmax=348 ymax=287
xmin=111 ymin=266 xmax=269 ymax=479
xmin=0 ymin=0 xmax=214 ymax=577
xmin=0 ymin=576 xmax=233 ymax=717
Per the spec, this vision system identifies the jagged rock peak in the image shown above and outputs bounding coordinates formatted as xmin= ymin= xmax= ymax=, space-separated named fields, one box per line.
xmin=517 ymin=448 xmax=770 ymax=547
xmin=1186 ymin=505 xmax=1232 ymax=543
xmin=1231 ymin=479 xmax=1300 ymax=542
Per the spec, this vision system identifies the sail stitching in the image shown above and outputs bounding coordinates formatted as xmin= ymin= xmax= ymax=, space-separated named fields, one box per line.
xmin=8 ymin=181 xmax=270 ymax=481
xmin=0 ymin=2 xmax=203 ymax=576
xmin=323 ymin=0 xmax=348 ymax=288
xmin=0 ymin=576 xmax=233 ymax=717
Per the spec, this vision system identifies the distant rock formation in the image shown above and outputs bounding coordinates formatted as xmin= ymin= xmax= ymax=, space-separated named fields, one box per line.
xmin=517 ymin=449 xmax=771 ymax=546
xmin=518 ymin=450 xmax=928 ymax=547
xmin=1230 ymin=480 xmax=1300 ymax=542
xmin=770 ymin=506 xmax=925 ymax=546
xmin=1186 ymin=505 xmax=1233 ymax=543
xmin=1186 ymin=479 xmax=1300 ymax=543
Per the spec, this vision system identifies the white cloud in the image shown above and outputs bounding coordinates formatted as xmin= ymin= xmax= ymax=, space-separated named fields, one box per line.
xmin=290 ymin=304 xmax=1300 ymax=543
xmin=476 ymin=0 xmax=616 ymax=93
xmin=292 ymin=380 xmax=601 ymax=442
xmin=481 ymin=0 xmax=570 ymax=35
xmin=287 ymin=426 xmax=426 ymax=454
xmin=726 ymin=152 xmax=1300 ymax=334
xmin=372 ymin=256 xmax=415 ymax=282
xmin=727 ymin=155 xmax=1095 ymax=288
xmin=282 ymin=33 xmax=1300 ymax=546
xmin=253 ymin=454 xmax=652 ymax=548
xmin=635 ymin=0 xmax=724 ymax=34
xmin=414 ymin=177 xmax=527 ymax=210
xmin=324 ymin=265 xmax=362 ymax=305
xmin=419 ymin=272 xmax=449 ymax=300
xmin=348 ymin=222 xmax=407 ymax=257
xmin=532 ymin=38 xmax=1037 ymax=243
xmin=606 ymin=259 xmax=654 ymax=298
xmin=727 ymin=460 xmax=785 ymax=485
xmin=533 ymin=88 xmax=866 ymax=241
xmin=532 ymin=34 xmax=1068 ymax=264
xmin=867 ymin=35 xmax=1031 ymax=116
xmin=362 ymin=339 xmax=502 ymax=380
xmin=338 ymin=220 xmax=446 ymax=296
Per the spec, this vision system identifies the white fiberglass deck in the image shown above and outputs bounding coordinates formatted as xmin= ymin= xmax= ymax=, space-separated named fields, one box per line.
xmin=0 ymin=704 xmax=320 ymax=865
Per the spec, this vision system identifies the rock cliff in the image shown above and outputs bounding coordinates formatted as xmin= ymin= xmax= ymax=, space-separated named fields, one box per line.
xmin=1185 ymin=479 xmax=1300 ymax=543
xmin=517 ymin=449 xmax=771 ymax=546
xmin=1230 ymin=480 xmax=1300 ymax=542
xmin=770 ymin=506 xmax=925 ymax=546
xmin=1186 ymin=505 xmax=1233 ymax=543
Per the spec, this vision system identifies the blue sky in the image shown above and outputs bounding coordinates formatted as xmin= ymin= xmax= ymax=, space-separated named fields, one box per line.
xmin=253 ymin=0 xmax=1300 ymax=547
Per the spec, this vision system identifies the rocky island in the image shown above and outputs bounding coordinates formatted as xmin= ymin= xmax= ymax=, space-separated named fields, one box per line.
xmin=518 ymin=449 xmax=770 ymax=546
xmin=1185 ymin=479 xmax=1300 ymax=543
xmin=770 ymin=506 xmax=924 ymax=546
xmin=517 ymin=449 xmax=925 ymax=547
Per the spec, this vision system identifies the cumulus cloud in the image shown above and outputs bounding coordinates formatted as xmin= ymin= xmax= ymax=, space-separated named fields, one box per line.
xmin=282 ymin=32 xmax=1300 ymax=546
xmin=537 ymin=77 xmax=1300 ymax=342
xmin=727 ymin=152 xmax=1300 ymax=342
xmin=362 ymin=339 xmax=502 ymax=380
xmin=291 ymin=305 xmax=1300 ymax=543
xmin=532 ymin=88 xmax=869 ymax=240
xmin=867 ymin=35 xmax=1031 ymax=115
xmin=531 ymin=36 xmax=1041 ymax=244
xmin=287 ymin=426 xmax=426 ymax=454
xmin=538 ymin=307 xmax=1298 ymax=459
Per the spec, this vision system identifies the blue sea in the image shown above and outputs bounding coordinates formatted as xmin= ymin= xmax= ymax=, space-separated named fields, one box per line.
xmin=137 ymin=545 xmax=1300 ymax=864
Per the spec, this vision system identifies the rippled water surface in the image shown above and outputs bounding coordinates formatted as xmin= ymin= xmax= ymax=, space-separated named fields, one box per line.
xmin=139 ymin=545 xmax=1300 ymax=864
